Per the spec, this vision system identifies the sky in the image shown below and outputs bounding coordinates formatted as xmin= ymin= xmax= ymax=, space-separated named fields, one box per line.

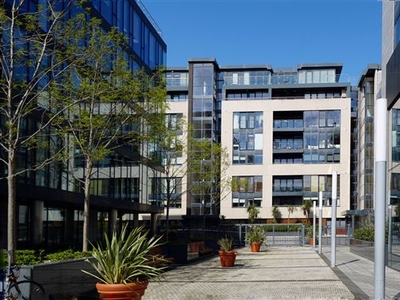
xmin=141 ymin=0 xmax=382 ymax=85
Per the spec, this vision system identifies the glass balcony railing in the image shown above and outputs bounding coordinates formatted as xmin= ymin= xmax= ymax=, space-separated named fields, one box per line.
xmin=166 ymin=77 xmax=189 ymax=88
xmin=224 ymin=73 xmax=346 ymax=87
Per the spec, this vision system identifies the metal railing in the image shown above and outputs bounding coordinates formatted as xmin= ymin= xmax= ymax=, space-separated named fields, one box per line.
xmin=235 ymin=223 xmax=306 ymax=247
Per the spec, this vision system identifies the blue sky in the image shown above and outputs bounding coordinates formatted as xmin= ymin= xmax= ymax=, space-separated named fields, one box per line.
xmin=142 ymin=0 xmax=382 ymax=85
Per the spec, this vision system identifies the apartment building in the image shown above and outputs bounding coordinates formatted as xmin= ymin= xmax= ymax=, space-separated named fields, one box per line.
xmin=0 ymin=0 xmax=166 ymax=250
xmin=166 ymin=59 xmax=353 ymax=226
xmin=356 ymin=65 xmax=381 ymax=211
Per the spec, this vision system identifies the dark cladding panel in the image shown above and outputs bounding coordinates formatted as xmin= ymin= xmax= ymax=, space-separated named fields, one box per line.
xmin=387 ymin=43 xmax=400 ymax=109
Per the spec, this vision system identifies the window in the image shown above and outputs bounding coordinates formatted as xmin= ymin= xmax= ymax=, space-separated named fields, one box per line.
xmin=232 ymin=176 xmax=262 ymax=207
xmin=149 ymin=177 xmax=182 ymax=208
xmin=233 ymin=112 xmax=263 ymax=164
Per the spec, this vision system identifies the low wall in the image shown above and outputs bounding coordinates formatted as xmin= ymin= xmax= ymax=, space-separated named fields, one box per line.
xmin=24 ymin=258 xmax=98 ymax=299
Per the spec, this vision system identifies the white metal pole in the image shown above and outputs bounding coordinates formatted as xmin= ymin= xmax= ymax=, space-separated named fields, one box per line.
xmin=388 ymin=205 xmax=393 ymax=255
xmin=331 ymin=171 xmax=337 ymax=267
xmin=313 ymin=200 xmax=316 ymax=249
xmin=318 ymin=191 xmax=323 ymax=255
xmin=374 ymin=97 xmax=387 ymax=300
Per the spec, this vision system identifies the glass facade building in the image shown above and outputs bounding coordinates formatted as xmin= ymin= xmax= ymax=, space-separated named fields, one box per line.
xmin=0 ymin=0 xmax=166 ymax=250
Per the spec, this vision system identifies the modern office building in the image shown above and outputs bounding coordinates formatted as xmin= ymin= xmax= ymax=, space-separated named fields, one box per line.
xmin=356 ymin=65 xmax=381 ymax=211
xmin=165 ymin=59 xmax=353 ymax=227
xmin=382 ymin=1 xmax=400 ymax=211
xmin=0 ymin=0 xmax=166 ymax=250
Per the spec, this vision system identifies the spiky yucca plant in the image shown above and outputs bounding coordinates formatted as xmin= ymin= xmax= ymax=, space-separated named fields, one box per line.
xmin=217 ymin=236 xmax=234 ymax=252
xmin=82 ymin=225 xmax=166 ymax=284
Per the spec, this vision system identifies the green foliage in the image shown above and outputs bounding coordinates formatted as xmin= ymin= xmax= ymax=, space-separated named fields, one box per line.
xmin=286 ymin=205 xmax=296 ymax=221
xmin=217 ymin=236 xmax=233 ymax=251
xmin=82 ymin=225 xmax=166 ymax=284
xmin=301 ymin=200 xmax=313 ymax=224
xmin=354 ymin=226 xmax=374 ymax=242
xmin=246 ymin=226 xmax=265 ymax=243
xmin=305 ymin=225 xmax=318 ymax=237
xmin=15 ymin=250 xmax=45 ymax=266
xmin=2 ymin=249 xmax=92 ymax=266
xmin=0 ymin=249 xmax=5 ymax=268
xmin=262 ymin=225 xmax=301 ymax=232
xmin=247 ymin=205 xmax=260 ymax=223
xmin=271 ymin=206 xmax=282 ymax=223
xmin=45 ymin=249 xmax=91 ymax=261
xmin=50 ymin=12 xmax=167 ymax=252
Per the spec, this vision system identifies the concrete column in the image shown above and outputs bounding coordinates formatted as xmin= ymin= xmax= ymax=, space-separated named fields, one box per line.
xmin=108 ymin=209 xmax=118 ymax=233
xmin=88 ymin=207 xmax=98 ymax=243
xmin=133 ymin=213 xmax=139 ymax=227
xmin=31 ymin=200 xmax=43 ymax=247
xmin=150 ymin=213 xmax=158 ymax=235
xmin=64 ymin=208 xmax=75 ymax=245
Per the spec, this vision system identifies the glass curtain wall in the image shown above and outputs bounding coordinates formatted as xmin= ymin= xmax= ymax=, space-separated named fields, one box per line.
xmin=190 ymin=62 xmax=216 ymax=215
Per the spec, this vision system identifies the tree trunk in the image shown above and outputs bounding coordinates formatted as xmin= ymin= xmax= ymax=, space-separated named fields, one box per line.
xmin=7 ymin=148 xmax=17 ymax=264
xmin=165 ymin=179 xmax=171 ymax=242
xmin=82 ymin=160 xmax=93 ymax=252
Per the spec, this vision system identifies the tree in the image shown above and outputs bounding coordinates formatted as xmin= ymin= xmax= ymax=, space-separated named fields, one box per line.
xmin=247 ymin=204 xmax=260 ymax=224
xmin=147 ymin=115 xmax=230 ymax=241
xmin=187 ymin=138 xmax=230 ymax=236
xmin=271 ymin=206 xmax=282 ymax=223
xmin=286 ymin=205 xmax=296 ymax=223
xmin=0 ymin=0 xmax=82 ymax=264
xmin=52 ymin=15 xmax=166 ymax=251
xmin=147 ymin=116 xmax=188 ymax=242
xmin=301 ymin=200 xmax=312 ymax=225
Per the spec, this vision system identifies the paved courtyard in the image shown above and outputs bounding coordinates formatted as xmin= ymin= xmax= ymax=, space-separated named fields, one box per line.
xmin=143 ymin=246 xmax=355 ymax=300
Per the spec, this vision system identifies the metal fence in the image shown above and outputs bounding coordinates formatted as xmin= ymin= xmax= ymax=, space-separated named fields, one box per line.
xmin=234 ymin=223 xmax=306 ymax=247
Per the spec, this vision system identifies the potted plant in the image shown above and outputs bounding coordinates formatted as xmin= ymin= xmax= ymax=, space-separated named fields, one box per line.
xmin=246 ymin=226 xmax=265 ymax=252
xmin=217 ymin=236 xmax=237 ymax=267
xmin=307 ymin=224 xmax=318 ymax=246
xmin=82 ymin=224 xmax=167 ymax=300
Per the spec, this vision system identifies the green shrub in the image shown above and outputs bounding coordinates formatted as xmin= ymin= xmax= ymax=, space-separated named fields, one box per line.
xmin=0 ymin=249 xmax=6 ymax=268
xmin=10 ymin=249 xmax=91 ymax=265
xmin=262 ymin=225 xmax=301 ymax=232
xmin=45 ymin=249 xmax=91 ymax=261
xmin=15 ymin=250 xmax=45 ymax=265
xmin=354 ymin=226 xmax=374 ymax=242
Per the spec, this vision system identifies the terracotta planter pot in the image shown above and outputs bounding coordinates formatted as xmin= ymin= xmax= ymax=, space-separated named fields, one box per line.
xmin=96 ymin=280 xmax=149 ymax=300
xmin=218 ymin=250 xmax=237 ymax=267
xmin=250 ymin=242 xmax=262 ymax=252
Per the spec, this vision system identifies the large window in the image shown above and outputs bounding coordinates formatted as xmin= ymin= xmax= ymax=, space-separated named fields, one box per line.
xmin=90 ymin=178 xmax=139 ymax=201
xmin=149 ymin=177 xmax=182 ymax=208
xmin=392 ymin=109 xmax=400 ymax=162
xmin=273 ymin=177 xmax=303 ymax=192
xmin=303 ymin=110 xmax=340 ymax=163
xmin=303 ymin=174 xmax=340 ymax=204
xmin=232 ymin=176 xmax=263 ymax=207
xmin=165 ymin=113 xmax=182 ymax=131
xmin=298 ymin=69 xmax=336 ymax=84
xmin=233 ymin=112 xmax=263 ymax=164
